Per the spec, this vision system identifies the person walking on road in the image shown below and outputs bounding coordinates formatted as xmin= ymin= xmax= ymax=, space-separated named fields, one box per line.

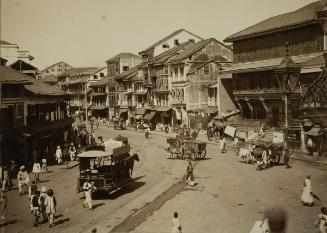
xmin=2 ymin=166 xmax=10 ymax=191
xmin=38 ymin=186 xmax=48 ymax=223
xmin=83 ymin=176 xmax=96 ymax=210
xmin=172 ymin=211 xmax=182 ymax=233
xmin=45 ymin=189 xmax=56 ymax=228
xmin=301 ymin=175 xmax=314 ymax=206
xmin=17 ymin=166 xmax=29 ymax=195
xmin=32 ymin=161 xmax=41 ymax=183
xmin=0 ymin=190 xmax=7 ymax=220
xmin=219 ymin=137 xmax=226 ymax=153
xmin=30 ymin=191 xmax=40 ymax=227
xmin=41 ymin=156 xmax=48 ymax=173
xmin=186 ymin=161 xmax=194 ymax=187
xmin=315 ymin=207 xmax=327 ymax=233
xmin=69 ymin=143 xmax=77 ymax=161
xmin=55 ymin=146 xmax=63 ymax=165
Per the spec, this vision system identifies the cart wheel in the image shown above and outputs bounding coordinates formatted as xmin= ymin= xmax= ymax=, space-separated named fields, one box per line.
xmin=270 ymin=154 xmax=281 ymax=165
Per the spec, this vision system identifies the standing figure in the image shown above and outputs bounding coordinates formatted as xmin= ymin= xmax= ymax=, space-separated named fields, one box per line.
xmin=69 ymin=143 xmax=76 ymax=161
xmin=0 ymin=190 xmax=7 ymax=220
xmin=29 ymin=180 xmax=38 ymax=203
xmin=30 ymin=191 xmax=40 ymax=227
xmin=38 ymin=186 xmax=48 ymax=224
xmin=45 ymin=189 xmax=57 ymax=228
xmin=186 ymin=161 xmax=194 ymax=187
xmin=55 ymin=146 xmax=63 ymax=165
xmin=17 ymin=166 xmax=30 ymax=195
xmin=2 ymin=166 xmax=10 ymax=191
xmin=301 ymin=175 xmax=314 ymax=206
xmin=283 ymin=148 xmax=291 ymax=169
xmin=41 ymin=156 xmax=48 ymax=173
xmin=172 ymin=211 xmax=182 ymax=233
xmin=32 ymin=161 xmax=41 ymax=183
xmin=315 ymin=207 xmax=327 ymax=233
xmin=83 ymin=176 xmax=96 ymax=210
xmin=219 ymin=137 xmax=226 ymax=153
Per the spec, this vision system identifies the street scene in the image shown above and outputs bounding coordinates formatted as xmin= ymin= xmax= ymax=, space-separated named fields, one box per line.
xmin=1 ymin=0 xmax=327 ymax=232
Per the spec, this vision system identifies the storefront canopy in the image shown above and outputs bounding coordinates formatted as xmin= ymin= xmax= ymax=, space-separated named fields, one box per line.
xmin=143 ymin=111 xmax=156 ymax=121
xmin=89 ymin=105 xmax=108 ymax=110
xmin=154 ymin=107 xmax=171 ymax=112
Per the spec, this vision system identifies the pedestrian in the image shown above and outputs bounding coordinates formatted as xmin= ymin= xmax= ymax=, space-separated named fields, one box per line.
xmin=55 ymin=146 xmax=63 ymax=165
xmin=45 ymin=189 xmax=56 ymax=228
xmin=283 ymin=148 xmax=291 ymax=169
xmin=172 ymin=211 xmax=182 ymax=233
xmin=2 ymin=166 xmax=10 ymax=191
xmin=32 ymin=161 xmax=41 ymax=183
xmin=219 ymin=137 xmax=226 ymax=153
xmin=301 ymin=175 xmax=314 ymax=206
xmin=17 ymin=166 xmax=29 ymax=195
xmin=38 ymin=186 xmax=48 ymax=223
xmin=30 ymin=190 xmax=40 ymax=227
xmin=315 ymin=207 xmax=327 ymax=233
xmin=83 ymin=176 xmax=96 ymax=210
xmin=233 ymin=137 xmax=239 ymax=154
xmin=0 ymin=190 xmax=7 ymax=220
xmin=9 ymin=160 xmax=16 ymax=185
xmin=29 ymin=180 xmax=38 ymax=203
xmin=69 ymin=143 xmax=76 ymax=161
xmin=41 ymin=156 xmax=48 ymax=173
xmin=186 ymin=161 xmax=194 ymax=187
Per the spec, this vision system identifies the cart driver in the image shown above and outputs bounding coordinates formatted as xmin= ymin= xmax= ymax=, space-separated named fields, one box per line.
xmin=83 ymin=176 xmax=96 ymax=210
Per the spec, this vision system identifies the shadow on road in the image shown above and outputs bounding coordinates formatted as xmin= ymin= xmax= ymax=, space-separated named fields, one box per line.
xmin=132 ymin=175 xmax=146 ymax=181
xmin=38 ymin=179 xmax=50 ymax=184
xmin=93 ymin=203 xmax=105 ymax=209
xmin=55 ymin=218 xmax=70 ymax=226
xmin=0 ymin=219 xmax=22 ymax=227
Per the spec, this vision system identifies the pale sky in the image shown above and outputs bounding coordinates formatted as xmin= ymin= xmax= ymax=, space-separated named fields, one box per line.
xmin=0 ymin=0 xmax=318 ymax=69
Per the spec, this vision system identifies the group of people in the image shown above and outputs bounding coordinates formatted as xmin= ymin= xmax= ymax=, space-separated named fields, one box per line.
xmin=29 ymin=186 xmax=57 ymax=227
xmin=54 ymin=142 xmax=77 ymax=165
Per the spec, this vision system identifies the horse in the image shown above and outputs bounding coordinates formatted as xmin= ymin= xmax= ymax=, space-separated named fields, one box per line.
xmin=125 ymin=153 xmax=140 ymax=177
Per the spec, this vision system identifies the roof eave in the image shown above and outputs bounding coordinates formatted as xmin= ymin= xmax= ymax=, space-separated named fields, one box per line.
xmin=224 ymin=20 xmax=318 ymax=43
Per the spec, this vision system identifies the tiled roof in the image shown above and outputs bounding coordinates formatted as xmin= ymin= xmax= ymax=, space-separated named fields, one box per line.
xmin=148 ymin=41 xmax=194 ymax=65
xmin=139 ymin=29 xmax=203 ymax=54
xmin=116 ymin=66 xmax=139 ymax=80
xmin=301 ymin=54 xmax=324 ymax=68
xmin=225 ymin=1 xmax=325 ymax=42
xmin=0 ymin=40 xmax=16 ymax=46
xmin=89 ymin=77 xmax=112 ymax=87
xmin=9 ymin=59 xmax=38 ymax=70
xmin=58 ymin=67 xmax=100 ymax=77
xmin=106 ymin=53 xmax=140 ymax=62
xmin=0 ymin=66 xmax=32 ymax=84
xmin=42 ymin=75 xmax=58 ymax=83
xmin=169 ymin=38 xmax=230 ymax=63
xmin=40 ymin=61 xmax=73 ymax=73
xmin=24 ymin=78 xmax=66 ymax=96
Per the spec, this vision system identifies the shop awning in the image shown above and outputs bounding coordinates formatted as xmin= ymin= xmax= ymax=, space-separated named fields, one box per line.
xmin=143 ymin=111 xmax=156 ymax=121
xmin=29 ymin=118 xmax=74 ymax=134
xmin=134 ymin=114 xmax=143 ymax=120
xmin=154 ymin=107 xmax=171 ymax=112
xmin=305 ymin=127 xmax=324 ymax=136
xmin=89 ymin=105 xmax=108 ymax=110
xmin=134 ymin=109 xmax=146 ymax=115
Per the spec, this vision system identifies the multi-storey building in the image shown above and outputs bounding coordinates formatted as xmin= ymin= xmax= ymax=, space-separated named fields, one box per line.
xmin=10 ymin=59 xmax=38 ymax=78
xmin=168 ymin=38 xmax=232 ymax=126
xmin=38 ymin=61 xmax=73 ymax=79
xmin=106 ymin=53 xmax=142 ymax=77
xmin=58 ymin=67 xmax=106 ymax=114
xmin=0 ymin=40 xmax=34 ymax=65
xmin=0 ymin=65 xmax=72 ymax=168
xmin=223 ymin=1 xmax=327 ymax=145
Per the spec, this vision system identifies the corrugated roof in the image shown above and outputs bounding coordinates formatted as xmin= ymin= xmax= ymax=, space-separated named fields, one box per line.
xmin=0 ymin=66 xmax=32 ymax=84
xmin=89 ymin=77 xmax=112 ymax=87
xmin=169 ymin=38 xmax=230 ymax=63
xmin=106 ymin=53 xmax=140 ymax=62
xmin=148 ymin=41 xmax=194 ymax=65
xmin=139 ymin=29 xmax=203 ymax=54
xmin=302 ymin=54 xmax=324 ymax=68
xmin=42 ymin=75 xmax=58 ymax=83
xmin=225 ymin=1 xmax=325 ymax=42
xmin=58 ymin=67 xmax=100 ymax=77
xmin=24 ymin=76 xmax=66 ymax=96
xmin=115 ymin=66 xmax=139 ymax=80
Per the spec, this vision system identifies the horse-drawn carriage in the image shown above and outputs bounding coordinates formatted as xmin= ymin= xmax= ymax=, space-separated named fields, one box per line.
xmin=166 ymin=135 xmax=207 ymax=160
xmin=76 ymin=138 xmax=139 ymax=194
xmin=236 ymin=139 xmax=283 ymax=170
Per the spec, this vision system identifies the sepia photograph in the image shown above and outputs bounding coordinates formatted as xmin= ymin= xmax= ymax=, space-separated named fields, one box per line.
xmin=0 ymin=0 xmax=327 ymax=232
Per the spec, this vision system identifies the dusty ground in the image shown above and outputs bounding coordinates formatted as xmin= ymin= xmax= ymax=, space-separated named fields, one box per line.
xmin=2 ymin=125 xmax=327 ymax=233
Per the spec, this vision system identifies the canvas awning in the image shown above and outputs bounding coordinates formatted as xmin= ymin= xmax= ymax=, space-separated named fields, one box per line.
xmin=143 ymin=111 xmax=156 ymax=121
xmin=89 ymin=105 xmax=108 ymax=110
xmin=305 ymin=127 xmax=324 ymax=136
xmin=154 ymin=107 xmax=171 ymax=112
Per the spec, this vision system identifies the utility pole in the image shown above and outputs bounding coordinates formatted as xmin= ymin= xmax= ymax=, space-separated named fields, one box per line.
xmin=85 ymin=82 xmax=88 ymax=133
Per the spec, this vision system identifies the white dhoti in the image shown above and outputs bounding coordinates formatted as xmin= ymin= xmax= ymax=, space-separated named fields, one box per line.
xmin=301 ymin=178 xmax=314 ymax=204
xmin=84 ymin=192 xmax=93 ymax=209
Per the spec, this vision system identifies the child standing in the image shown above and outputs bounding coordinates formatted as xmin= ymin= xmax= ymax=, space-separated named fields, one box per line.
xmin=41 ymin=156 xmax=48 ymax=173
xmin=30 ymin=191 xmax=40 ymax=227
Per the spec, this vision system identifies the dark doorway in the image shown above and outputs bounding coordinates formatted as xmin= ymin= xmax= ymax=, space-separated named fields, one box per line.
xmin=272 ymin=107 xmax=279 ymax=127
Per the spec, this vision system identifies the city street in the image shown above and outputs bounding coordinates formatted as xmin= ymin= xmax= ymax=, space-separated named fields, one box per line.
xmin=2 ymin=125 xmax=326 ymax=233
